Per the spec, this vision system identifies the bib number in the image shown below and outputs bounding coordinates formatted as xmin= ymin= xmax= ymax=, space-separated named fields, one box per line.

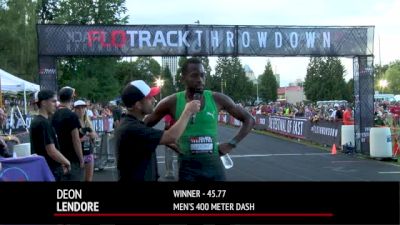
xmin=190 ymin=136 xmax=214 ymax=154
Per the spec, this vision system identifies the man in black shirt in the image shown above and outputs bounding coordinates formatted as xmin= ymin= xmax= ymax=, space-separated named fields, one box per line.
xmin=52 ymin=86 xmax=84 ymax=181
xmin=116 ymin=80 xmax=200 ymax=181
xmin=30 ymin=90 xmax=71 ymax=181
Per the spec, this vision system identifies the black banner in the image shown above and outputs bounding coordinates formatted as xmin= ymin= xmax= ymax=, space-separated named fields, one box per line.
xmin=267 ymin=116 xmax=307 ymax=138
xmin=221 ymin=115 xmax=343 ymax=147
xmin=306 ymin=120 xmax=342 ymax=147
xmin=354 ymin=56 xmax=375 ymax=154
xmin=3 ymin=115 xmax=114 ymax=133
xmin=38 ymin=56 xmax=57 ymax=91
xmin=37 ymin=25 xmax=374 ymax=56
xmin=4 ymin=114 xmax=32 ymax=133
xmin=0 ymin=182 xmax=398 ymax=224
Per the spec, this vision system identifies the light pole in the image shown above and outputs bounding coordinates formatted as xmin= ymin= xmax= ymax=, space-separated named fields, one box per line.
xmin=221 ymin=77 xmax=224 ymax=94
xmin=155 ymin=77 xmax=165 ymax=100
xmin=256 ymin=80 xmax=259 ymax=103
xmin=379 ymin=79 xmax=388 ymax=94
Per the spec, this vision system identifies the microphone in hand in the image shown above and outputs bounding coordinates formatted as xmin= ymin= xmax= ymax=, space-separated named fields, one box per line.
xmin=191 ymin=90 xmax=203 ymax=124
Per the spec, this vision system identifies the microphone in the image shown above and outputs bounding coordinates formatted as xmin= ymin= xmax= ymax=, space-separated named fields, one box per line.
xmin=191 ymin=90 xmax=203 ymax=124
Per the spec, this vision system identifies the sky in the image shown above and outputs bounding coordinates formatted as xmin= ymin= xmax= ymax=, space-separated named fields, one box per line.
xmin=124 ymin=0 xmax=400 ymax=86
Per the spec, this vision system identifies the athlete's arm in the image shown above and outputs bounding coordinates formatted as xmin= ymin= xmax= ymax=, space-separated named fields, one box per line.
xmin=213 ymin=92 xmax=255 ymax=154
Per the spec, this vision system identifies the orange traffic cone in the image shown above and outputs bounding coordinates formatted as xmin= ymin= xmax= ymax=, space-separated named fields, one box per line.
xmin=331 ymin=144 xmax=337 ymax=155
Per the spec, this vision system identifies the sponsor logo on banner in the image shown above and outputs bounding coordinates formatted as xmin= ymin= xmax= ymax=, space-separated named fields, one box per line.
xmin=268 ymin=116 xmax=305 ymax=138
xmin=310 ymin=125 xmax=338 ymax=137
xmin=306 ymin=121 xmax=342 ymax=147
xmin=38 ymin=25 xmax=374 ymax=56
xmin=4 ymin=115 xmax=113 ymax=133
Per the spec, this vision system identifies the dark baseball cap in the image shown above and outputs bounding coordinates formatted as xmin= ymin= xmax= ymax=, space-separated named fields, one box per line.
xmin=121 ymin=80 xmax=160 ymax=108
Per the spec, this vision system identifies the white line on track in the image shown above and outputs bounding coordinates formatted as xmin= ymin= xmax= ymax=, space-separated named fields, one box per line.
xmin=229 ymin=153 xmax=331 ymax=158
xmin=378 ymin=171 xmax=400 ymax=174
xmin=155 ymin=153 xmax=331 ymax=160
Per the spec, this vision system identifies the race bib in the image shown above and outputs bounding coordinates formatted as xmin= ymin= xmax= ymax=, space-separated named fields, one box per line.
xmin=190 ymin=136 xmax=214 ymax=154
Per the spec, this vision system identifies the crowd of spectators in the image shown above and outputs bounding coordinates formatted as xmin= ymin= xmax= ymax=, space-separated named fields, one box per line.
xmin=245 ymin=101 xmax=351 ymax=123
xmin=241 ymin=100 xmax=400 ymax=128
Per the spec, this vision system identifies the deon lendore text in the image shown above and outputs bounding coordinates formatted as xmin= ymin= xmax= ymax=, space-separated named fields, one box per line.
xmin=56 ymin=189 xmax=100 ymax=212
xmin=172 ymin=189 xmax=255 ymax=212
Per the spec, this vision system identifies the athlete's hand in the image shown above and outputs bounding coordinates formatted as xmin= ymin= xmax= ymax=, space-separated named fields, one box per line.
xmin=184 ymin=100 xmax=201 ymax=115
xmin=218 ymin=143 xmax=234 ymax=155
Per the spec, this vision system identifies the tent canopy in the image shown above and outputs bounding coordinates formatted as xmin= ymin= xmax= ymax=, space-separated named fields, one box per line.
xmin=0 ymin=68 xmax=40 ymax=93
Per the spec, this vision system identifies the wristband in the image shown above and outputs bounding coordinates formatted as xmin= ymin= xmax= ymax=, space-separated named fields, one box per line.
xmin=228 ymin=139 xmax=238 ymax=148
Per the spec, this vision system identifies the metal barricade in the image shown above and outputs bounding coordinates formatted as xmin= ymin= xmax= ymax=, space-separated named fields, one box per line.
xmin=90 ymin=116 xmax=115 ymax=170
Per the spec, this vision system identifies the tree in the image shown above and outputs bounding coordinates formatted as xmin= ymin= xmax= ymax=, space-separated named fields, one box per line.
xmin=214 ymin=57 xmax=229 ymax=93
xmin=136 ymin=57 xmax=161 ymax=84
xmin=214 ymin=57 xmax=253 ymax=103
xmin=52 ymin=0 xmax=128 ymax=24
xmin=374 ymin=63 xmax=389 ymax=93
xmin=385 ymin=61 xmax=400 ymax=94
xmin=258 ymin=61 xmax=278 ymax=103
xmin=175 ymin=56 xmax=187 ymax=92
xmin=304 ymin=57 xmax=323 ymax=101
xmin=115 ymin=60 xmax=141 ymax=91
xmin=160 ymin=65 xmax=174 ymax=99
xmin=51 ymin=0 xmax=128 ymax=102
xmin=304 ymin=57 xmax=347 ymax=101
xmin=58 ymin=57 xmax=120 ymax=102
xmin=0 ymin=0 xmax=38 ymax=82
xmin=37 ymin=0 xmax=59 ymax=23
xmin=345 ymin=78 xmax=354 ymax=102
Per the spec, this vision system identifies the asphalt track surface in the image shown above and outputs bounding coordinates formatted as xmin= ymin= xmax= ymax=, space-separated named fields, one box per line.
xmin=94 ymin=124 xmax=400 ymax=181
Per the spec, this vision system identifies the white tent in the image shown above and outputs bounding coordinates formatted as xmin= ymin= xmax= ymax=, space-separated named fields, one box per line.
xmin=1 ymin=68 xmax=40 ymax=114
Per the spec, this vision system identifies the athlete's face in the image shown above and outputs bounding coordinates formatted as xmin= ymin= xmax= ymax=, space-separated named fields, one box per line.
xmin=182 ymin=63 xmax=206 ymax=92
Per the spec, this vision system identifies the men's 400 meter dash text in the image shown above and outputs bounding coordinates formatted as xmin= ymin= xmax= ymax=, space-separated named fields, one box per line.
xmin=173 ymin=203 xmax=255 ymax=211
xmin=172 ymin=189 xmax=255 ymax=212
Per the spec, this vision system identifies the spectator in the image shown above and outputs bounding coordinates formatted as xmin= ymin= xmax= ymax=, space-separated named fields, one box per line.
xmin=30 ymin=90 xmax=71 ymax=180
xmin=343 ymin=105 xmax=354 ymax=125
xmin=52 ymin=86 xmax=84 ymax=181
xmin=74 ymin=100 xmax=97 ymax=182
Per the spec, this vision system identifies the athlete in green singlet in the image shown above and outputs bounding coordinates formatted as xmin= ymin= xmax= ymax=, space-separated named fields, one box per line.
xmin=144 ymin=58 xmax=255 ymax=181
